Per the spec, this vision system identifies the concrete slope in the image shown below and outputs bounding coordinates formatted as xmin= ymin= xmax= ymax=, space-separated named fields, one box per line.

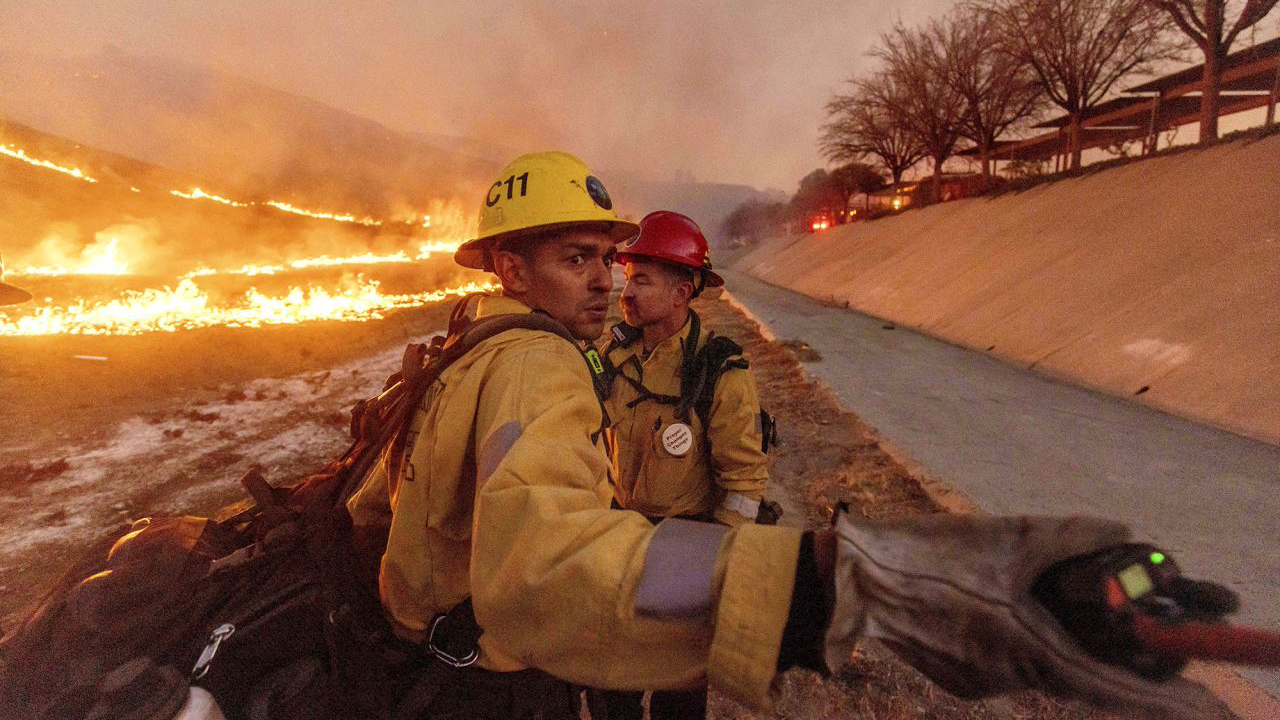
xmin=736 ymin=134 xmax=1280 ymax=445
xmin=720 ymin=268 xmax=1280 ymax=701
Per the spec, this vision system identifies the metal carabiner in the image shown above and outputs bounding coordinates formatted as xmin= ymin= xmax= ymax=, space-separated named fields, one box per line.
xmin=191 ymin=623 xmax=236 ymax=680
xmin=426 ymin=614 xmax=479 ymax=668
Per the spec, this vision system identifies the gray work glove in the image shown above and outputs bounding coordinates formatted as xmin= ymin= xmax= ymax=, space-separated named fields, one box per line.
xmin=823 ymin=511 xmax=1234 ymax=720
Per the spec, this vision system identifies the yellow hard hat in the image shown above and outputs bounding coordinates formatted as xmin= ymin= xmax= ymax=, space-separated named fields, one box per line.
xmin=455 ymin=151 xmax=640 ymax=270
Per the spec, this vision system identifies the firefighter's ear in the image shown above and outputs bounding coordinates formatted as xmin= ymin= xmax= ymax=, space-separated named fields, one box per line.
xmin=674 ymin=278 xmax=695 ymax=304
xmin=493 ymin=249 xmax=531 ymax=295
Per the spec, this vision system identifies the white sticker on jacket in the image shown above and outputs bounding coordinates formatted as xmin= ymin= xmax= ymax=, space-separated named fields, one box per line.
xmin=661 ymin=422 xmax=693 ymax=457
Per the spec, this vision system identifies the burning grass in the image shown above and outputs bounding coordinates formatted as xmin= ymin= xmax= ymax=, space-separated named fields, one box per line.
xmin=2 ymin=236 xmax=487 ymax=336
xmin=1 ymin=133 xmax=482 ymax=340
xmin=0 ymin=274 xmax=493 ymax=335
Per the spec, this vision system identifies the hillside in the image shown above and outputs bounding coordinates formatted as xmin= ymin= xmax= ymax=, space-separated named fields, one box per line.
xmin=0 ymin=49 xmax=780 ymax=235
xmin=736 ymin=133 xmax=1280 ymax=445
xmin=0 ymin=49 xmax=498 ymax=214
xmin=0 ymin=119 xmax=467 ymax=277
xmin=607 ymin=173 xmax=787 ymax=244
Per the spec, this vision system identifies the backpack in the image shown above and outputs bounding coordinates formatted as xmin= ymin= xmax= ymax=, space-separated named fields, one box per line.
xmin=0 ymin=300 xmax=587 ymax=720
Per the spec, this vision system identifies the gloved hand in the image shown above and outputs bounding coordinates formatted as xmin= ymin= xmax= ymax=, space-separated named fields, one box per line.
xmin=822 ymin=511 xmax=1235 ymax=720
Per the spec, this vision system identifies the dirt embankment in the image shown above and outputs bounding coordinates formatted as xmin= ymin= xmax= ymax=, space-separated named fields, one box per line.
xmin=736 ymin=134 xmax=1280 ymax=446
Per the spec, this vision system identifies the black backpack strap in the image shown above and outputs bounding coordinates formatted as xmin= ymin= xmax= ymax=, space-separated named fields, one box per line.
xmin=605 ymin=311 xmax=717 ymax=422
xmin=688 ymin=330 xmax=747 ymax=431
xmin=674 ymin=311 xmax=703 ymax=422
xmin=615 ymin=353 xmax=683 ymax=410
xmin=449 ymin=308 xmax=613 ymax=444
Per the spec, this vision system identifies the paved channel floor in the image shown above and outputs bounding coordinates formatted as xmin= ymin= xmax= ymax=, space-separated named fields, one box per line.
xmin=720 ymin=268 xmax=1280 ymax=695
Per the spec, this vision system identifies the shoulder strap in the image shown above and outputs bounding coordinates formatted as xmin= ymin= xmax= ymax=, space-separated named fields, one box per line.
xmin=689 ymin=333 xmax=748 ymax=430
xmin=442 ymin=309 xmax=577 ymax=360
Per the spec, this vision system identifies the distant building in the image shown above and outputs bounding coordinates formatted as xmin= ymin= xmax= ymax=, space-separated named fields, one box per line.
xmin=867 ymin=181 xmax=919 ymax=213
xmin=863 ymin=173 xmax=1003 ymax=215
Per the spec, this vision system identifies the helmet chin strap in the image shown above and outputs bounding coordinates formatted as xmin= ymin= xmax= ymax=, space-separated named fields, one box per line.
xmin=690 ymin=271 xmax=707 ymax=300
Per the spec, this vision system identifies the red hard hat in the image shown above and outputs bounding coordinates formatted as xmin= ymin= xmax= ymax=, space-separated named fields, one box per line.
xmin=616 ymin=210 xmax=724 ymax=287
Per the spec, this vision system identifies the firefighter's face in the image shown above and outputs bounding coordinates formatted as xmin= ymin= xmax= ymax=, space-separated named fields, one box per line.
xmin=620 ymin=259 xmax=691 ymax=329
xmin=496 ymin=229 xmax=616 ymax=341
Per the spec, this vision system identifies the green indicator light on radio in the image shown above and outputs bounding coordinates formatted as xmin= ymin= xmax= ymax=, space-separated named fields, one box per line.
xmin=1150 ymin=552 xmax=1166 ymax=565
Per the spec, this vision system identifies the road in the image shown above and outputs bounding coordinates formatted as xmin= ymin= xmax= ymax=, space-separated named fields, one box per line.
xmin=720 ymin=268 xmax=1280 ymax=696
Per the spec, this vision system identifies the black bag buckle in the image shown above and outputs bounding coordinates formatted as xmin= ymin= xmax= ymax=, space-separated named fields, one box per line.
xmin=426 ymin=614 xmax=479 ymax=668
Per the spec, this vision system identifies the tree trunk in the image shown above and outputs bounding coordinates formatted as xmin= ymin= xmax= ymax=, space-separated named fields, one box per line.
xmin=1200 ymin=2 xmax=1225 ymax=143
xmin=931 ymin=157 xmax=944 ymax=205
xmin=1268 ymin=60 xmax=1280 ymax=127
xmin=1200 ymin=45 xmax=1222 ymax=142
xmin=1145 ymin=93 xmax=1163 ymax=156
xmin=979 ymin=138 xmax=992 ymax=185
xmin=1068 ymin=114 xmax=1083 ymax=170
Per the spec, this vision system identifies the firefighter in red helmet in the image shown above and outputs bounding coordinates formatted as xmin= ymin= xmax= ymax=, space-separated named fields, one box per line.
xmin=595 ymin=210 xmax=776 ymax=720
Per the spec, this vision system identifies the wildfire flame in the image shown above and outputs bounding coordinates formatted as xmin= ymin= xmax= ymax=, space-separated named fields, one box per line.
xmin=170 ymin=188 xmax=250 ymax=207
xmin=2 ymin=138 xmax=484 ymax=337
xmin=0 ymin=143 xmax=98 ymax=183
xmin=265 ymin=201 xmax=382 ymax=226
xmin=2 ymin=140 xmax=419 ymax=229
xmin=177 ymin=242 xmax=463 ymax=280
xmin=416 ymin=240 xmax=459 ymax=257
xmin=0 ymin=277 xmax=495 ymax=336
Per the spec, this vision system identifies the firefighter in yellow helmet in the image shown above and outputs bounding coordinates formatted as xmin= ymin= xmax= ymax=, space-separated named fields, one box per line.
xmin=346 ymin=151 xmax=1234 ymax=720
xmin=0 ymin=254 xmax=33 ymax=306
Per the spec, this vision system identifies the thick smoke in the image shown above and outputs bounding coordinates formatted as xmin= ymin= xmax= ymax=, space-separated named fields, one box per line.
xmin=0 ymin=1 xmax=952 ymax=193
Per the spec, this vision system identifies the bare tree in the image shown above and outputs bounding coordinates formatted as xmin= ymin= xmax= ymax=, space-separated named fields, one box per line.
xmin=1147 ymin=0 xmax=1280 ymax=141
xmin=821 ymin=76 xmax=927 ymax=186
xmin=932 ymin=8 xmax=1045 ymax=181
xmin=982 ymin=0 xmax=1181 ymax=169
xmin=872 ymin=22 xmax=967 ymax=204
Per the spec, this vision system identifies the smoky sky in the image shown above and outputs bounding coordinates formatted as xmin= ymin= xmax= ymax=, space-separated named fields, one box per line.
xmin=2 ymin=1 xmax=957 ymax=192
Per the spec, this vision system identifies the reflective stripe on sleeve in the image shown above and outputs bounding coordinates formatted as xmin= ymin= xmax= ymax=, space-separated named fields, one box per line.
xmin=478 ymin=420 xmax=522 ymax=484
xmin=721 ymin=491 xmax=761 ymax=520
xmin=634 ymin=519 xmax=729 ymax=620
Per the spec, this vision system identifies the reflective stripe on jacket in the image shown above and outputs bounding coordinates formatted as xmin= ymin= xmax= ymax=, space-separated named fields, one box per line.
xmin=603 ymin=316 xmax=769 ymax=525
xmin=346 ymin=295 xmax=799 ymax=708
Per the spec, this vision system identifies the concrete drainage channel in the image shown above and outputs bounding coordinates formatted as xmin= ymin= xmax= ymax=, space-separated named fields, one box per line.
xmin=721 ymin=267 xmax=1280 ymax=712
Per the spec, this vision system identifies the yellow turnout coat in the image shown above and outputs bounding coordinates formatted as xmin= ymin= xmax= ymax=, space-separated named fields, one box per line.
xmin=346 ymin=295 xmax=799 ymax=707
xmin=602 ymin=315 xmax=769 ymax=525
